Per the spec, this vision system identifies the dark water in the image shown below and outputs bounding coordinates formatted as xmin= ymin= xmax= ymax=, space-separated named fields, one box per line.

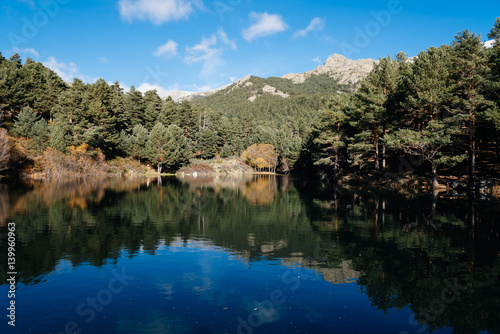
xmin=0 ymin=175 xmax=499 ymax=334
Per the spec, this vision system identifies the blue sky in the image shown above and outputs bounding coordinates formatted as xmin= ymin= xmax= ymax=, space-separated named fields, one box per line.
xmin=1 ymin=0 xmax=499 ymax=96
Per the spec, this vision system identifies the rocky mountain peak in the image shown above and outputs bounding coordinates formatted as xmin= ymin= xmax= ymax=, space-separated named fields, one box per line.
xmin=282 ymin=53 xmax=378 ymax=85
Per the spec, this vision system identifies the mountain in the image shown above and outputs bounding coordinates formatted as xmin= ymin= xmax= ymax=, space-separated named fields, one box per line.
xmin=282 ymin=54 xmax=377 ymax=85
xmin=161 ymin=84 xmax=232 ymax=102
xmin=483 ymin=39 xmax=496 ymax=48
xmin=170 ymin=54 xmax=377 ymax=102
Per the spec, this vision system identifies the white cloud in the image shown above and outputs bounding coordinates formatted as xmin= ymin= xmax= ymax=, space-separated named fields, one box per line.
xmin=154 ymin=40 xmax=179 ymax=58
xmin=107 ymin=81 xmax=130 ymax=92
xmin=99 ymin=57 xmax=109 ymax=63
xmin=242 ymin=12 xmax=288 ymax=42
xmin=185 ymin=35 xmax=223 ymax=78
xmin=12 ymin=47 xmax=39 ymax=58
xmin=118 ymin=0 xmax=200 ymax=25
xmin=217 ymin=27 xmax=236 ymax=50
xmin=184 ymin=29 xmax=236 ymax=79
xmin=312 ymin=57 xmax=321 ymax=64
xmin=137 ymin=83 xmax=175 ymax=98
xmin=294 ymin=17 xmax=325 ymax=39
xmin=42 ymin=57 xmax=93 ymax=83
xmin=185 ymin=35 xmax=219 ymax=64
xmin=119 ymin=82 xmax=131 ymax=92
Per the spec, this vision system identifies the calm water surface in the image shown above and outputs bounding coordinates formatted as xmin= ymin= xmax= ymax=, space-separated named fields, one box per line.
xmin=0 ymin=175 xmax=499 ymax=334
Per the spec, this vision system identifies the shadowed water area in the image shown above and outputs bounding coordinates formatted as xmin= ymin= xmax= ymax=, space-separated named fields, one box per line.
xmin=0 ymin=175 xmax=499 ymax=334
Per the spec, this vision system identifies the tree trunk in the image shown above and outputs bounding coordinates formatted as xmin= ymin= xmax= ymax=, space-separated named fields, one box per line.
xmin=334 ymin=148 xmax=339 ymax=180
xmin=382 ymin=143 xmax=386 ymax=169
xmin=381 ymin=126 xmax=387 ymax=169
xmin=468 ymin=114 xmax=476 ymax=190
xmin=431 ymin=161 xmax=439 ymax=189
xmin=157 ymin=163 xmax=162 ymax=173
xmin=374 ymin=131 xmax=380 ymax=171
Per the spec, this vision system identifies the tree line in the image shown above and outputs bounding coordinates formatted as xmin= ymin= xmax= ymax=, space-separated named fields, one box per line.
xmin=0 ymin=52 xmax=323 ymax=174
xmin=306 ymin=20 xmax=500 ymax=189
xmin=1 ymin=19 xmax=500 ymax=184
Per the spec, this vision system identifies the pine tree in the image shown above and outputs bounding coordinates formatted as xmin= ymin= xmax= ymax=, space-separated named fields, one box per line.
xmin=83 ymin=79 xmax=119 ymax=156
xmin=49 ymin=124 xmax=68 ymax=152
xmin=488 ymin=17 xmax=500 ymax=40
xmin=110 ymin=81 xmax=127 ymax=133
xmin=12 ymin=106 xmax=38 ymax=138
xmin=485 ymin=18 xmax=500 ymax=133
xmin=200 ymin=127 xmax=218 ymax=159
xmin=157 ymin=96 xmax=178 ymax=126
xmin=385 ymin=120 xmax=465 ymax=188
xmin=31 ymin=119 xmax=49 ymax=151
xmin=143 ymin=90 xmax=163 ymax=131
xmin=403 ymin=46 xmax=452 ymax=129
xmin=212 ymin=114 xmax=232 ymax=147
xmin=124 ymin=86 xmax=145 ymax=128
xmin=0 ymin=54 xmax=25 ymax=119
xmin=177 ymin=101 xmax=197 ymax=141
xmin=128 ymin=124 xmax=149 ymax=162
xmin=9 ymin=53 xmax=21 ymax=69
xmin=220 ymin=143 xmax=232 ymax=158
xmin=118 ymin=130 xmax=132 ymax=156
xmin=312 ymin=95 xmax=348 ymax=178
xmin=350 ymin=56 xmax=397 ymax=172
xmin=164 ymin=124 xmax=190 ymax=171
xmin=20 ymin=60 xmax=66 ymax=119
xmin=145 ymin=123 xmax=168 ymax=173
xmin=449 ymin=30 xmax=492 ymax=189
xmin=51 ymin=86 xmax=90 ymax=148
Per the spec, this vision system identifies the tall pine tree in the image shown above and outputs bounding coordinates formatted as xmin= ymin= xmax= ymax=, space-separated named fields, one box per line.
xmin=449 ymin=30 xmax=491 ymax=189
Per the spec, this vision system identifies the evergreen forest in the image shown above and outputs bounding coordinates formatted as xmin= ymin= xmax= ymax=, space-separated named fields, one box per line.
xmin=1 ymin=19 xmax=500 ymax=190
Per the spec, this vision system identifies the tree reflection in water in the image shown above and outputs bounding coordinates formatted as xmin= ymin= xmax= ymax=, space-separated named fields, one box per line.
xmin=0 ymin=175 xmax=498 ymax=333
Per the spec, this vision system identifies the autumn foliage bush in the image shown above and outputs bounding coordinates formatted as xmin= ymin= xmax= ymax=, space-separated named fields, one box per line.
xmin=241 ymin=144 xmax=278 ymax=172
xmin=0 ymin=129 xmax=11 ymax=174
xmin=179 ymin=163 xmax=215 ymax=174
xmin=41 ymin=144 xmax=109 ymax=177
xmin=0 ymin=131 xmax=32 ymax=178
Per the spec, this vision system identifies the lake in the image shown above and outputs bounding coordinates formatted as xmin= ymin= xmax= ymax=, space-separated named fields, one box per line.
xmin=0 ymin=175 xmax=499 ymax=334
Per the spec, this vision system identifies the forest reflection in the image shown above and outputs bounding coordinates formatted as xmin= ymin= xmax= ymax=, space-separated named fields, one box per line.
xmin=177 ymin=174 xmax=281 ymax=205
xmin=0 ymin=176 xmax=499 ymax=333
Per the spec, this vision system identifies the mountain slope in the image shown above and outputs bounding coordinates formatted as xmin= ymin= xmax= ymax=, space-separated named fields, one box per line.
xmin=177 ymin=54 xmax=376 ymax=102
